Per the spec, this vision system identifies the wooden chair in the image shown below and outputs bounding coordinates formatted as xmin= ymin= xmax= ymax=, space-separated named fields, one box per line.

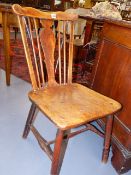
xmin=12 ymin=4 xmax=121 ymax=175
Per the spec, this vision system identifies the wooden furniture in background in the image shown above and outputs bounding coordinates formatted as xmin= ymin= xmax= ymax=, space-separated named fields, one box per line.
xmin=90 ymin=20 xmax=131 ymax=174
xmin=0 ymin=0 xmax=56 ymax=10
xmin=0 ymin=0 xmax=73 ymax=11
xmin=78 ymin=15 xmax=104 ymax=65
xmin=12 ymin=4 xmax=121 ymax=175
xmin=121 ymin=10 xmax=131 ymax=21
xmin=0 ymin=4 xmax=19 ymax=85
xmin=62 ymin=0 xmax=74 ymax=9
xmin=79 ymin=15 xmax=104 ymax=46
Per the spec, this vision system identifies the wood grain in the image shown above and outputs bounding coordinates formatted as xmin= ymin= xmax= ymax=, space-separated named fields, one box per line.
xmin=29 ymin=83 xmax=121 ymax=130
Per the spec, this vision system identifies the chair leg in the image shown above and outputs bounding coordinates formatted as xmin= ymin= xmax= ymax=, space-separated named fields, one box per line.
xmin=102 ymin=115 xmax=114 ymax=163
xmin=51 ymin=129 xmax=70 ymax=175
xmin=23 ymin=103 xmax=38 ymax=138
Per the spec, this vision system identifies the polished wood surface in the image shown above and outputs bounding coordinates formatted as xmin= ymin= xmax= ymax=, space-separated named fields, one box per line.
xmin=90 ymin=20 xmax=131 ymax=174
xmin=12 ymin=4 xmax=121 ymax=175
xmin=29 ymin=84 xmax=121 ymax=129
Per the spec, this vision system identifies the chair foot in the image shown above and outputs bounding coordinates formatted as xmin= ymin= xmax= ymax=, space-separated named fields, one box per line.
xmin=23 ymin=103 xmax=38 ymax=138
xmin=51 ymin=129 xmax=70 ymax=175
xmin=102 ymin=115 xmax=114 ymax=163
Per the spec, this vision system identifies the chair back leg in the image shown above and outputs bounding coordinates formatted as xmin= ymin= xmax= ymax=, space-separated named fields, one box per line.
xmin=23 ymin=103 xmax=38 ymax=138
xmin=102 ymin=115 xmax=114 ymax=163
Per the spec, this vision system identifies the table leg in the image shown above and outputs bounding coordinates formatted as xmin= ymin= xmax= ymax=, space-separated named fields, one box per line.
xmin=2 ymin=11 xmax=11 ymax=86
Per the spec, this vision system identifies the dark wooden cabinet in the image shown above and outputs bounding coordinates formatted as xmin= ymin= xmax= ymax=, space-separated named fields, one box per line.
xmin=0 ymin=0 xmax=73 ymax=11
xmin=90 ymin=20 xmax=131 ymax=174
xmin=0 ymin=0 xmax=22 ymax=3
xmin=0 ymin=0 xmax=56 ymax=10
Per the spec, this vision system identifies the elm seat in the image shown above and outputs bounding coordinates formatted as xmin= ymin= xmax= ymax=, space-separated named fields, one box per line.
xmin=29 ymin=83 xmax=121 ymax=130
xmin=12 ymin=4 xmax=121 ymax=175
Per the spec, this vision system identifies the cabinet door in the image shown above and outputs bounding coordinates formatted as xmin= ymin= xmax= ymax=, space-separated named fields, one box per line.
xmin=91 ymin=22 xmax=131 ymax=150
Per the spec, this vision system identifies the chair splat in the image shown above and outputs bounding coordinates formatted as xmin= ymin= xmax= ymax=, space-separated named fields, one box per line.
xmin=40 ymin=20 xmax=57 ymax=87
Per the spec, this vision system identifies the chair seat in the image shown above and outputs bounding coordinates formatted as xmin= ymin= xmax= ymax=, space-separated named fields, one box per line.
xmin=28 ymin=83 xmax=121 ymax=130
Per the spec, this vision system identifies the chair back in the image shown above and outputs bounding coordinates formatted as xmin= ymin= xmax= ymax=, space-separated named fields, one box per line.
xmin=12 ymin=4 xmax=78 ymax=90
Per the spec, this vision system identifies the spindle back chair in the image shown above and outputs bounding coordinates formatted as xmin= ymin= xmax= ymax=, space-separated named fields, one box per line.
xmin=12 ymin=4 xmax=121 ymax=175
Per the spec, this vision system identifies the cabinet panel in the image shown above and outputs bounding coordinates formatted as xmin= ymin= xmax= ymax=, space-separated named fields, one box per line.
xmin=92 ymin=39 xmax=131 ymax=129
xmin=91 ymin=21 xmax=131 ymax=173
